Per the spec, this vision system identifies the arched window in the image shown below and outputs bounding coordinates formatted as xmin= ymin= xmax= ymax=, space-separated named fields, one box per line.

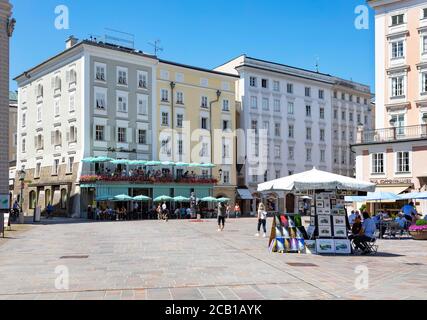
xmin=29 ymin=191 xmax=36 ymax=209
xmin=61 ymin=189 xmax=67 ymax=209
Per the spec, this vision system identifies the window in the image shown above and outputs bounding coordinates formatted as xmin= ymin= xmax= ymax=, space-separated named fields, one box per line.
xmin=69 ymin=125 xmax=77 ymax=143
xmin=364 ymin=98 xmax=368 ymax=105
xmin=161 ymin=139 xmax=170 ymax=155
xmin=53 ymin=75 xmax=62 ymax=92
xmin=273 ymin=99 xmax=281 ymax=112
xmin=357 ymin=113 xmax=362 ymax=124
xmin=250 ymin=76 xmax=257 ymax=87
xmin=287 ymin=102 xmax=294 ymax=115
xmin=222 ymin=99 xmax=229 ymax=111
xmin=54 ymin=99 xmax=60 ymax=116
xmin=288 ymin=146 xmax=294 ymax=160
xmin=274 ymin=145 xmax=281 ymax=159
xmin=201 ymin=96 xmax=208 ymax=108
xmin=273 ymin=81 xmax=280 ymax=92
xmin=320 ymin=150 xmax=326 ymax=163
xmin=117 ymin=67 xmax=128 ymax=85
xmin=423 ymin=36 xmax=427 ymax=53
xmin=172 ymin=91 xmax=183 ymax=105
xmin=29 ymin=191 xmax=36 ymax=209
xmin=319 ymin=90 xmax=324 ymax=99
xmin=138 ymin=129 xmax=147 ymax=145
xmin=261 ymin=79 xmax=268 ymax=88
xmin=334 ymin=129 xmax=339 ymax=140
xmin=253 ymin=142 xmax=259 ymax=157
xmin=334 ymin=109 xmax=338 ymax=120
xmin=37 ymin=84 xmax=43 ymax=97
xmin=95 ymin=91 xmax=106 ymax=110
xmin=67 ymin=157 xmax=74 ymax=174
xmin=349 ymin=112 xmax=354 ymax=122
xmin=422 ymin=73 xmax=427 ymax=93
xmin=117 ymin=93 xmax=128 ymax=112
xmin=288 ymin=125 xmax=294 ymax=138
xmin=37 ymin=105 xmax=42 ymax=122
xmin=53 ymin=129 xmax=62 ymax=146
xmin=201 ymin=142 xmax=209 ymax=157
xmin=342 ymin=111 xmax=346 ymax=121
xmin=306 ymin=127 xmax=312 ymax=140
xmin=223 ymin=120 xmax=229 ymax=131
xmin=391 ymin=76 xmax=404 ymax=97
xmin=287 ymin=83 xmax=294 ymax=94
xmin=424 ymin=8 xmax=427 ymax=19
xmin=391 ymin=114 xmax=405 ymax=135
xmin=391 ymin=41 xmax=404 ymax=59
xmin=364 ymin=115 xmax=368 ymax=125
xmin=201 ymin=117 xmax=208 ymax=130
xmin=306 ymin=105 xmax=311 ymax=117
xmin=22 ymin=138 xmax=26 ymax=153
xmin=349 ymin=131 xmax=354 ymax=142
xmin=35 ymin=134 xmax=43 ymax=150
xmin=69 ymin=68 xmax=77 ymax=84
xmin=137 ymin=94 xmax=148 ymax=115
xmin=35 ymin=163 xmax=41 ymax=178
xmin=117 ymin=128 xmax=127 ymax=143
xmin=342 ymin=130 xmax=347 ymax=141
xmin=342 ymin=92 xmax=346 ymax=100
xmin=305 ymin=87 xmax=311 ymax=97
xmin=52 ymin=159 xmax=60 ymax=176
xmin=95 ymin=125 xmax=104 ymax=141
xmin=161 ymin=112 xmax=169 ymax=126
xmin=349 ymin=95 xmax=353 ymax=102
xmin=138 ymin=71 xmax=148 ymax=89
xmin=95 ymin=63 xmax=106 ymax=81
xmin=274 ymin=123 xmax=281 ymax=137
xmin=161 ymin=89 xmax=169 ymax=102
xmin=177 ymin=114 xmax=184 ymax=128
xmin=160 ymin=70 xmax=170 ymax=80
xmin=320 ymin=129 xmax=325 ymax=141
xmin=222 ymin=143 xmax=230 ymax=158
xmin=250 ymin=96 xmax=258 ymax=109
xmin=263 ymin=121 xmax=270 ymax=134
xmin=357 ymin=97 xmax=360 ymax=104
xmin=223 ymin=171 xmax=230 ymax=184
xmin=397 ymin=151 xmax=410 ymax=173
xmin=333 ymin=148 xmax=339 ymax=164
xmin=275 ymin=170 xmax=281 ymax=179
xmin=69 ymin=92 xmax=75 ymax=112
xmin=251 ymin=120 xmax=258 ymax=134
xmin=320 ymin=107 xmax=325 ymax=119
xmin=341 ymin=149 xmax=347 ymax=165
xmin=372 ymin=153 xmax=384 ymax=174
xmin=306 ymin=148 xmax=312 ymax=162
xmin=262 ymin=98 xmax=269 ymax=111
xmin=391 ymin=14 xmax=404 ymax=26
xmin=334 ymin=91 xmax=338 ymax=99
xmin=178 ymin=139 xmax=183 ymax=155
xmin=22 ymin=112 xmax=26 ymax=128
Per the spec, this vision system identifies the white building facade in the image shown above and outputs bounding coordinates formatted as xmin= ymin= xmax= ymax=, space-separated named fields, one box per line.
xmin=216 ymin=55 xmax=372 ymax=214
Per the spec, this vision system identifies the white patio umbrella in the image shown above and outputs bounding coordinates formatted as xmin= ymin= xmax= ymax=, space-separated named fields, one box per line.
xmin=399 ymin=192 xmax=427 ymax=200
xmin=258 ymin=168 xmax=375 ymax=193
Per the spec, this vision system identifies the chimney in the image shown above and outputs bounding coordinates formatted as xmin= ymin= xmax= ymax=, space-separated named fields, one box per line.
xmin=66 ymin=35 xmax=78 ymax=49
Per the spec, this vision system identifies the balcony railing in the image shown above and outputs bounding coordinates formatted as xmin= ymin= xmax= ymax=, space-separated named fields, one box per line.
xmin=359 ymin=125 xmax=427 ymax=144
xmin=80 ymin=172 xmax=218 ymax=185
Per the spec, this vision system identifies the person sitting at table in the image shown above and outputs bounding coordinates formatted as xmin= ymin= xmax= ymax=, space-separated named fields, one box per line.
xmin=352 ymin=212 xmax=377 ymax=255
xmin=349 ymin=216 xmax=362 ymax=241
xmin=402 ymin=202 xmax=417 ymax=222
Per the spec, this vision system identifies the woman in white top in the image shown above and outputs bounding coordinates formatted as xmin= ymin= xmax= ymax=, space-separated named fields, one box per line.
xmin=256 ymin=203 xmax=268 ymax=238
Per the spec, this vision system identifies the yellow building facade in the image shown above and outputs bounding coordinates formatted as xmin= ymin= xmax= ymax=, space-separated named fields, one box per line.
xmin=155 ymin=60 xmax=239 ymax=203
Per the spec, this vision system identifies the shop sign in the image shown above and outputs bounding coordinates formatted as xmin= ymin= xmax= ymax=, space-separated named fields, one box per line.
xmin=370 ymin=178 xmax=413 ymax=185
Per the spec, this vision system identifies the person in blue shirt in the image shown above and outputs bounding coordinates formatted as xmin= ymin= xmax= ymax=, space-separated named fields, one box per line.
xmin=401 ymin=202 xmax=417 ymax=222
xmin=352 ymin=211 xmax=377 ymax=255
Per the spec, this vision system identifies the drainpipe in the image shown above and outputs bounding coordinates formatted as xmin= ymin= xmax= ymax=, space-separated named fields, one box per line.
xmin=209 ymin=90 xmax=222 ymax=192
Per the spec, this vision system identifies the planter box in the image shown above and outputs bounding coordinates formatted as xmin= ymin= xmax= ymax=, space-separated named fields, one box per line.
xmin=410 ymin=230 xmax=427 ymax=241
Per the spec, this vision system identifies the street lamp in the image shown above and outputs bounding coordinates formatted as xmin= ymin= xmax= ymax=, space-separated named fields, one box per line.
xmin=18 ymin=166 xmax=26 ymax=224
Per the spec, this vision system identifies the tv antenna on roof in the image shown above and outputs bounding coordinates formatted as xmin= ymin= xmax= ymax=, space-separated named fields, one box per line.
xmin=315 ymin=56 xmax=320 ymax=73
xmin=148 ymin=40 xmax=163 ymax=56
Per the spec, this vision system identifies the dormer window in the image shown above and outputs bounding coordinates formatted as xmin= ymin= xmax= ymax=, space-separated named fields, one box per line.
xmin=95 ymin=63 xmax=106 ymax=81
xmin=391 ymin=14 xmax=404 ymax=26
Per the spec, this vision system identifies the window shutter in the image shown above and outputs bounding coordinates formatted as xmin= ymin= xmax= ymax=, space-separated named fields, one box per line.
xmin=74 ymin=127 xmax=78 ymax=142
xmin=51 ymin=131 xmax=55 ymax=144
xmin=59 ymin=131 xmax=62 ymax=145
xmin=41 ymin=135 xmax=44 ymax=149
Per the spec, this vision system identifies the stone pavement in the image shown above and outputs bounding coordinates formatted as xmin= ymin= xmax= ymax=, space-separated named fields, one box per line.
xmin=0 ymin=218 xmax=426 ymax=300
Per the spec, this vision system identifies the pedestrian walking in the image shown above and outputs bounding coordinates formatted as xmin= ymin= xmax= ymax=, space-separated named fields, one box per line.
xmin=234 ymin=203 xmax=241 ymax=218
xmin=255 ymin=203 xmax=268 ymax=238
xmin=217 ymin=202 xmax=226 ymax=232
xmin=46 ymin=203 xmax=54 ymax=219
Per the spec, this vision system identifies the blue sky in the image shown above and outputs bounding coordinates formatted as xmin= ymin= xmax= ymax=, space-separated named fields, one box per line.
xmin=10 ymin=0 xmax=375 ymax=91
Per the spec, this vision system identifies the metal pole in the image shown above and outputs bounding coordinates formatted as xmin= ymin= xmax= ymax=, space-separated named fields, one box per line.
xmin=19 ymin=180 xmax=24 ymax=224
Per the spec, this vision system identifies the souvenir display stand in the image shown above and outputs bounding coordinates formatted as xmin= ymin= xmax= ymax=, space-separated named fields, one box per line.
xmin=259 ymin=168 xmax=376 ymax=255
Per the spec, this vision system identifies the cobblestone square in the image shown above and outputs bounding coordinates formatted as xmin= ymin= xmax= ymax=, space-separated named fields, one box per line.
xmin=1 ymin=218 xmax=426 ymax=300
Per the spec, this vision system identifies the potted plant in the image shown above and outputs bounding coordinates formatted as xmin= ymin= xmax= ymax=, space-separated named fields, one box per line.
xmin=409 ymin=220 xmax=427 ymax=240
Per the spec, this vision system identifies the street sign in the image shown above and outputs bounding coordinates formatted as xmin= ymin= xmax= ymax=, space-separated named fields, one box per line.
xmin=0 ymin=194 xmax=9 ymax=210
